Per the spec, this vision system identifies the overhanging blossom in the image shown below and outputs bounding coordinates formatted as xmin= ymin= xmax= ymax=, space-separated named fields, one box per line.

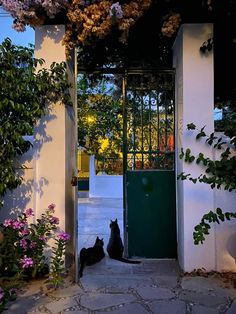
xmin=0 ymin=0 xmax=153 ymax=52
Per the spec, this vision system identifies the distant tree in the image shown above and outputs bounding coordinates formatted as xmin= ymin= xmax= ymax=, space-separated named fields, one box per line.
xmin=77 ymin=75 xmax=123 ymax=162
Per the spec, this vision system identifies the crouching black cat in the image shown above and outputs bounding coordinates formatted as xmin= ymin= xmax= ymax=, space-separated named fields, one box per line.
xmin=107 ymin=219 xmax=141 ymax=264
xmin=79 ymin=236 xmax=105 ymax=278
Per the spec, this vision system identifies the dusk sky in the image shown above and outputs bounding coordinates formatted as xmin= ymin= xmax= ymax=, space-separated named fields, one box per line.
xmin=0 ymin=8 xmax=34 ymax=47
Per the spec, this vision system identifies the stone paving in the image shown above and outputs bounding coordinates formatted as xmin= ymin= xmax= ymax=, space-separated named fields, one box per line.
xmin=4 ymin=258 xmax=236 ymax=314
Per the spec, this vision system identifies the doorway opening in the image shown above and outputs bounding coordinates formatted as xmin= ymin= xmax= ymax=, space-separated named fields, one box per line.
xmin=77 ymin=70 xmax=124 ymax=253
xmin=76 ymin=67 xmax=176 ymax=258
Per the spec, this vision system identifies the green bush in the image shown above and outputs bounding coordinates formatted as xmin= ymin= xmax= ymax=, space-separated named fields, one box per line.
xmin=0 ymin=38 xmax=72 ymax=207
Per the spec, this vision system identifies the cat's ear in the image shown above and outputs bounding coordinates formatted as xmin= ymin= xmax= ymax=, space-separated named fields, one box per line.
xmin=96 ymin=236 xmax=99 ymax=240
xmin=115 ymin=218 xmax=117 ymax=222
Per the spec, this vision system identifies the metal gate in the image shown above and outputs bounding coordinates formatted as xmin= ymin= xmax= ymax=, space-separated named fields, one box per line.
xmin=123 ymin=69 xmax=177 ymax=258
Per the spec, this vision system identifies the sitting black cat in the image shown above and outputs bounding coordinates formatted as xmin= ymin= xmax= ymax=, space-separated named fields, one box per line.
xmin=107 ymin=219 xmax=141 ymax=264
xmin=79 ymin=236 xmax=105 ymax=278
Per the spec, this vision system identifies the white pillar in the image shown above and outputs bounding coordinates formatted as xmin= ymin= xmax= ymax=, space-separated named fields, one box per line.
xmin=34 ymin=25 xmax=77 ymax=265
xmin=89 ymin=155 xmax=96 ymax=198
xmin=173 ymin=24 xmax=215 ymax=271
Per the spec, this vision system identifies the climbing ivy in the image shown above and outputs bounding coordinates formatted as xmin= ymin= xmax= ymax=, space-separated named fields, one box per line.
xmin=178 ymin=123 xmax=236 ymax=245
xmin=0 ymin=38 xmax=72 ymax=207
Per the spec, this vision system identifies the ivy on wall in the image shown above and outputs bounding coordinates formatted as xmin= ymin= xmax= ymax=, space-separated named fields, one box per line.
xmin=0 ymin=38 xmax=72 ymax=207
xmin=178 ymin=123 xmax=236 ymax=244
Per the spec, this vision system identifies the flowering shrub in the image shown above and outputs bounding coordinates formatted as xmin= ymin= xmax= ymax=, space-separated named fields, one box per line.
xmin=0 ymin=0 xmax=152 ymax=52
xmin=0 ymin=0 xmax=69 ymax=31
xmin=64 ymin=0 xmax=152 ymax=51
xmin=0 ymin=204 xmax=70 ymax=287
xmin=161 ymin=12 xmax=181 ymax=38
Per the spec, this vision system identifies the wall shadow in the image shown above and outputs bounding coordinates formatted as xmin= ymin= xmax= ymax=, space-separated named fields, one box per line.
xmin=227 ymin=232 xmax=236 ymax=264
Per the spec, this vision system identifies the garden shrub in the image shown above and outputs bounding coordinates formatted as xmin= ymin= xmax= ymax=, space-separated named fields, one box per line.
xmin=0 ymin=203 xmax=70 ymax=307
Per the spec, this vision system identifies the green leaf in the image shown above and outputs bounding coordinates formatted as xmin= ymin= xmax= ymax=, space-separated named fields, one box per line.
xmin=196 ymin=131 xmax=206 ymax=139
xmin=187 ymin=123 xmax=196 ymax=130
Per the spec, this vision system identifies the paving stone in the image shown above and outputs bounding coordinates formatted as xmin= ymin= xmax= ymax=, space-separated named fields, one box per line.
xmin=80 ymin=275 xmax=153 ymax=291
xmin=79 ymin=292 xmax=136 ymax=310
xmin=27 ymin=309 xmax=49 ymax=314
xmin=179 ymin=290 xmax=228 ymax=308
xmin=181 ymin=276 xmax=233 ymax=295
xmin=4 ymin=295 xmax=51 ymax=314
xmin=191 ymin=304 xmax=219 ymax=314
xmin=99 ymin=302 xmax=149 ymax=314
xmin=181 ymin=277 xmax=220 ymax=291
xmin=44 ymin=297 xmax=78 ymax=314
xmin=182 ymin=277 xmax=236 ymax=300
xmin=59 ymin=309 xmax=88 ymax=314
xmin=148 ymin=300 xmax=186 ymax=314
xmin=48 ymin=284 xmax=83 ymax=298
xmin=153 ymin=275 xmax=178 ymax=288
xmin=133 ymin=260 xmax=179 ymax=276
xmin=135 ymin=286 xmax=175 ymax=300
xmin=225 ymin=300 xmax=236 ymax=314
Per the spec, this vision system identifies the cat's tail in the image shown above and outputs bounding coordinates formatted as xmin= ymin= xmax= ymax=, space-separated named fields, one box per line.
xmin=114 ymin=257 xmax=141 ymax=264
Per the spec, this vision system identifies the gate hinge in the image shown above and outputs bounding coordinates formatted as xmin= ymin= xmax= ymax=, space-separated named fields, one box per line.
xmin=126 ymin=224 xmax=128 ymax=232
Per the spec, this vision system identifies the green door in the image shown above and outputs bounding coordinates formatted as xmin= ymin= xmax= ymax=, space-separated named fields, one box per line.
xmin=123 ymin=70 xmax=177 ymax=258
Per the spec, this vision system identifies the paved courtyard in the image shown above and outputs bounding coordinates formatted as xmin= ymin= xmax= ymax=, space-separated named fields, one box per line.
xmin=4 ymin=197 xmax=236 ymax=313
xmin=78 ymin=197 xmax=123 ymax=252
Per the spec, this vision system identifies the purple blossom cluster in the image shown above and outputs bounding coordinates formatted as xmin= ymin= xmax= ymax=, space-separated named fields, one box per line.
xmin=20 ymin=256 xmax=34 ymax=269
xmin=109 ymin=2 xmax=123 ymax=19
xmin=58 ymin=232 xmax=70 ymax=242
xmin=3 ymin=218 xmax=26 ymax=230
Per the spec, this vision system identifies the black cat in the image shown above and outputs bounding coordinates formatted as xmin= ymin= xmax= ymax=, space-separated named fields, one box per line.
xmin=79 ymin=236 xmax=105 ymax=278
xmin=107 ymin=219 xmax=141 ymax=264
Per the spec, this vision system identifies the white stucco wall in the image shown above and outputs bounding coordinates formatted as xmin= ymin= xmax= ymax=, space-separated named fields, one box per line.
xmin=1 ymin=137 xmax=36 ymax=222
xmin=89 ymin=156 xmax=123 ymax=198
xmin=173 ymin=24 xmax=236 ymax=272
xmin=34 ymin=25 xmax=77 ymax=262
xmin=173 ymin=24 xmax=215 ymax=271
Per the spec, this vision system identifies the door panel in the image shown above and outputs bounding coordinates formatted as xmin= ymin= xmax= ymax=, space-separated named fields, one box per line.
xmin=126 ymin=170 xmax=176 ymax=258
xmin=123 ymin=70 xmax=176 ymax=258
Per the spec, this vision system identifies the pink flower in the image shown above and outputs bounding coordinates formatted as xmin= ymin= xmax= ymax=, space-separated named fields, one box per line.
xmin=29 ymin=241 xmax=36 ymax=249
xmin=25 ymin=208 xmax=34 ymax=217
xmin=12 ymin=220 xmax=25 ymax=230
xmin=3 ymin=219 xmax=13 ymax=227
xmin=49 ymin=216 xmax=59 ymax=225
xmin=19 ymin=239 xmax=27 ymax=250
xmin=58 ymin=232 xmax=70 ymax=242
xmin=20 ymin=256 xmax=33 ymax=269
xmin=20 ymin=229 xmax=29 ymax=236
xmin=48 ymin=203 xmax=56 ymax=212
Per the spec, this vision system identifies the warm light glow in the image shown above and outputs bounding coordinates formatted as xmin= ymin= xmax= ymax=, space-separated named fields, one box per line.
xmin=87 ymin=116 xmax=96 ymax=124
